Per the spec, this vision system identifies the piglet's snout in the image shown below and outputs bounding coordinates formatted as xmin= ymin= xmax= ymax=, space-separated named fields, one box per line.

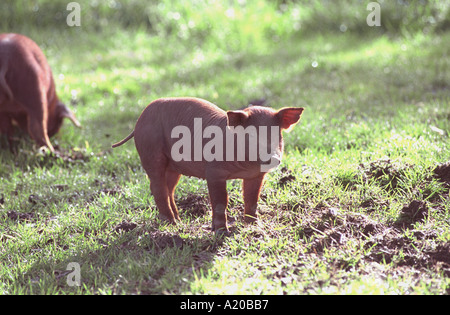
xmin=259 ymin=153 xmax=281 ymax=172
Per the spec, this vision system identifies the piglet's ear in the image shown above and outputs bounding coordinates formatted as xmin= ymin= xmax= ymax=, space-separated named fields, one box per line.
xmin=227 ymin=110 xmax=249 ymax=127
xmin=277 ymin=107 xmax=304 ymax=132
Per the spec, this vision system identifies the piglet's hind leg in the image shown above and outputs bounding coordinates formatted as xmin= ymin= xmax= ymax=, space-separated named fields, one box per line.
xmin=166 ymin=169 xmax=181 ymax=221
xmin=144 ymin=156 xmax=178 ymax=223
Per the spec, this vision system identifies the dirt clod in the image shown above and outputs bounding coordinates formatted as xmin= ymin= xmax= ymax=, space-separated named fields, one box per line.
xmin=28 ymin=194 xmax=41 ymax=205
xmin=177 ymin=194 xmax=209 ymax=217
xmin=6 ymin=210 xmax=35 ymax=221
xmin=304 ymin=209 xmax=384 ymax=254
xmin=396 ymin=200 xmax=428 ymax=228
xmin=433 ymin=161 xmax=450 ymax=188
xmin=278 ymin=167 xmax=296 ymax=187
xmin=359 ymin=158 xmax=413 ymax=192
xmin=114 ymin=220 xmax=137 ymax=233
xmin=427 ymin=242 xmax=450 ymax=265
xmin=52 ymin=184 xmax=68 ymax=192
xmin=147 ymin=232 xmax=185 ymax=250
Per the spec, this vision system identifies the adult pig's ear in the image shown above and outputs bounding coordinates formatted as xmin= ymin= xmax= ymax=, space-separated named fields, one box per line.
xmin=277 ymin=107 xmax=304 ymax=132
xmin=227 ymin=110 xmax=249 ymax=127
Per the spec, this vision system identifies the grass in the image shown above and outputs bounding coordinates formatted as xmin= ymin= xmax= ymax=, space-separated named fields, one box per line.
xmin=1 ymin=0 xmax=450 ymax=295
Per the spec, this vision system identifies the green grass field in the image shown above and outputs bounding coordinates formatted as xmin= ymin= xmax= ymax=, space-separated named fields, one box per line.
xmin=0 ymin=0 xmax=449 ymax=294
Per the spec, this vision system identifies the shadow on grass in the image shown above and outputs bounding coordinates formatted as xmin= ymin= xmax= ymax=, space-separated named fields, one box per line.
xmin=9 ymin=210 xmax=226 ymax=294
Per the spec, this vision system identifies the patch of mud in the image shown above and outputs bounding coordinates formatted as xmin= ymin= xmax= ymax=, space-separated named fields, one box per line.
xmin=145 ymin=231 xmax=185 ymax=251
xmin=432 ymin=161 xmax=450 ymax=189
xmin=28 ymin=194 xmax=43 ymax=205
xmin=6 ymin=210 xmax=35 ymax=221
xmin=359 ymin=158 xmax=413 ymax=191
xmin=395 ymin=200 xmax=429 ymax=229
xmin=426 ymin=242 xmax=450 ymax=276
xmin=299 ymin=204 xmax=449 ymax=277
xmin=302 ymin=208 xmax=384 ymax=254
xmin=92 ymin=179 xmax=122 ymax=198
xmin=98 ymin=187 xmax=121 ymax=196
xmin=53 ymin=147 xmax=93 ymax=163
xmin=277 ymin=167 xmax=296 ymax=188
xmin=29 ymin=147 xmax=93 ymax=168
xmin=52 ymin=184 xmax=68 ymax=192
xmin=177 ymin=194 xmax=209 ymax=217
xmin=367 ymin=237 xmax=450 ymax=276
xmin=359 ymin=198 xmax=390 ymax=213
xmin=114 ymin=220 xmax=137 ymax=233
xmin=28 ymin=147 xmax=111 ymax=168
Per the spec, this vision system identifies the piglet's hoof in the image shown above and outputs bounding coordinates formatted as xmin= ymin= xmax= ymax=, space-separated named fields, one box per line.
xmin=213 ymin=226 xmax=231 ymax=237
xmin=158 ymin=213 xmax=178 ymax=224
xmin=244 ymin=214 xmax=257 ymax=224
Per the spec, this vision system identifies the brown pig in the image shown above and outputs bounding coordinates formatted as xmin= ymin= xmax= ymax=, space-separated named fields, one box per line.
xmin=0 ymin=33 xmax=80 ymax=152
xmin=112 ymin=97 xmax=304 ymax=234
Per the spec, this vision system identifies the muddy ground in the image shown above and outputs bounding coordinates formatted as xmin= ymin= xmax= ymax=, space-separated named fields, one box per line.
xmin=3 ymin=156 xmax=450 ymax=293
xmin=173 ymin=160 xmax=450 ymax=292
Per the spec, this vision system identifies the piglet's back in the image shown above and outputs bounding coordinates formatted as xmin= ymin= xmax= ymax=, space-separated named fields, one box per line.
xmin=134 ymin=97 xmax=227 ymax=151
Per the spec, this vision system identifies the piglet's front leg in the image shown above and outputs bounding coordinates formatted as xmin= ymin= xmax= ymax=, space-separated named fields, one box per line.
xmin=243 ymin=174 xmax=265 ymax=223
xmin=206 ymin=176 xmax=229 ymax=235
